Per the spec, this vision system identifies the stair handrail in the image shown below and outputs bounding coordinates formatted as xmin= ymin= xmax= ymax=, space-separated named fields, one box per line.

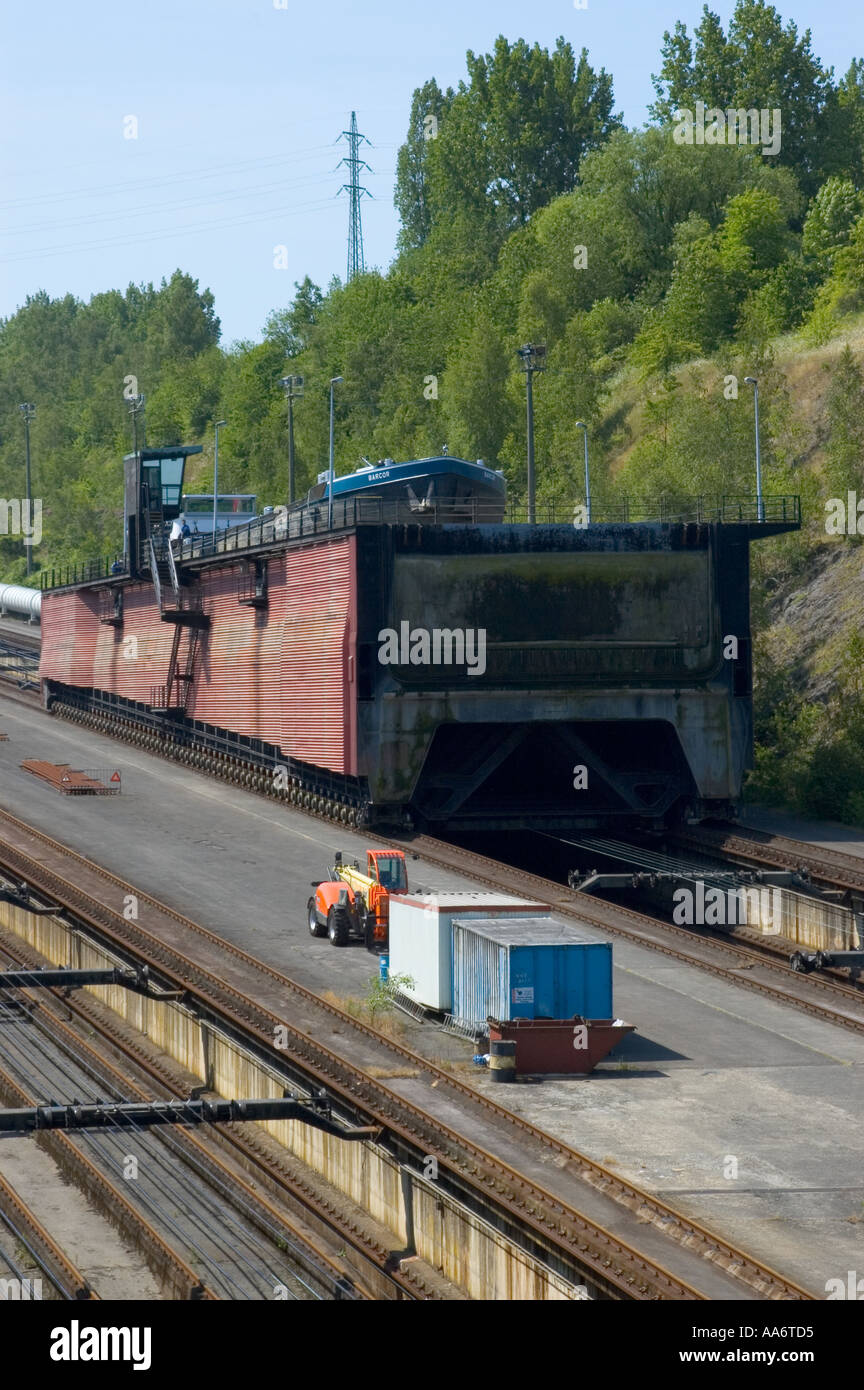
xmin=148 ymin=535 xmax=162 ymax=610
xmin=166 ymin=534 xmax=181 ymax=601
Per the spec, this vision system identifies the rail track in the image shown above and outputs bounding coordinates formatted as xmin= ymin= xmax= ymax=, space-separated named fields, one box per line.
xmin=0 ymin=1057 xmax=216 ymax=1301
xmin=0 ymin=1165 xmax=96 ymax=1301
xmin=398 ymin=834 xmax=864 ymax=1034
xmin=38 ymin=697 xmax=864 ymax=1026
xmin=0 ymin=804 xmax=814 ymax=1301
xmin=673 ymin=823 xmax=864 ymax=896
xmin=16 ymin=655 xmax=864 ymax=901
xmin=0 ymin=929 xmax=431 ymax=1302
xmin=0 ymin=935 xmax=373 ymax=1302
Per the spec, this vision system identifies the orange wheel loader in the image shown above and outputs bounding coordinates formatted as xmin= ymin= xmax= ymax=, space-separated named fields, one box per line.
xmin=307 ymin=849 xmax=408 ymax=950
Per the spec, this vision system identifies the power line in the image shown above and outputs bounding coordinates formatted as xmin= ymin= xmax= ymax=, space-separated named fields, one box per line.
xmin=0 ymin=172 xmax=340 ymax=239
xmin=0 ymin=144 xmax=337 ymax=213
xmin=3 ymin=163 xmax=393 ymax=241
xmin=0 ymin=194 xmax=340 ymax=265
xmin=336 ymin=112 xmax=372 ymax=281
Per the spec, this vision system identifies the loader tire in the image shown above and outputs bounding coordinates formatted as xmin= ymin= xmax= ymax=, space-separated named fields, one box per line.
xmin=308 ymin=896 xmax=327 ymax=938
xmin=328 ymin=904 xmax=351 ymax=947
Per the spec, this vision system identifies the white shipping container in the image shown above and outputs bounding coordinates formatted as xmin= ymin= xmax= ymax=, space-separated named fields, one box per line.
xmin=388 ymin=892 xmax=549 ymax=1010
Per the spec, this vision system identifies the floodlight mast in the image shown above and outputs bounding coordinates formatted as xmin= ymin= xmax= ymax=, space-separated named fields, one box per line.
xmin=743 ymin=377 xmax=764 ymax=522
xmin=516 ymin=345 xmax=546 ymax=523
xmin=328 ymin=377 xmax=344 ymax=529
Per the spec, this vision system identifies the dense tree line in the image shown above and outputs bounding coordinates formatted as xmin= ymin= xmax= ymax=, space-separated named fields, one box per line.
xmin=2 ymin=3 xmax=864 ymax=815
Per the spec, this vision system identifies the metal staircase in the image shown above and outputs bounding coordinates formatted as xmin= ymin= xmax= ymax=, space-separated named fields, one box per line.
xmin=146 ymin=529 xmax=210 ymax=716
xmin=151 ymin=608 xmax=207 ymax=714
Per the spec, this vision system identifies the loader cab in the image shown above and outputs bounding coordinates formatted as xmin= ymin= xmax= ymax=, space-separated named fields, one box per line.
xmin=367 ymin=850 xmax=407 ymax=893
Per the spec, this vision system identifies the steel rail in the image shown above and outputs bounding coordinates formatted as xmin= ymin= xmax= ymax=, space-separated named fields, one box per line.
xmin=0 ymin=1167 xmax=97 ymax=1301
xmin=5 ymin=971 xmax=363 ymax=1300
xmin=0 ymin=809 xmax=812 ymax=1301
xmin=0 ymin=927 xmax=422 ymax=1302
xmin=0 ymin=818 xmax=703 ymax=1301
xmin=0 ymin=984 xmax=318 ymax=1303
xmin=397 ymin=835 xmax=864 ymax=1031
xmin=36 ymin=699 xmax=864 ymax=1022
xmin=0 ymin=1058 xmax=218 ymax=1300
xmin=672 ymin=824 xmax=864 ymax=895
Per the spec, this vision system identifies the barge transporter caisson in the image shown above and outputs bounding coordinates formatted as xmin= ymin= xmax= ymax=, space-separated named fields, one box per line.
xmin=38 ymin=445 xmax=800 ymax=831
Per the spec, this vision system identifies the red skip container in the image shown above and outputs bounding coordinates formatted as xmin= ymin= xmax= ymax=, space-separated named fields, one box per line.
xmin=487 ymin=1017 xmax=635 ymax=1075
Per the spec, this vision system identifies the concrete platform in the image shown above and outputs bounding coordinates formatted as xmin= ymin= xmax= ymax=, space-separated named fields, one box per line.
xmin=743 ymin=805 xmax=864 ymax=859
xmin=1 ymin=690 xmax=863 ymax=1295
xmin=0 ymin=1137 xmax=162 ymax=1299
xmin=0 ymin=618 xmax=39 ymax=648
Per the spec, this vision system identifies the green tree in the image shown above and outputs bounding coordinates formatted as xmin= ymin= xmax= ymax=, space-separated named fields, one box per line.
xmin=394 ymin=79 xmax=453 ymax=250
xmin=837 ymin=59 xmax=864 ymax=184
xmin=143 ymin=270 xmax=220 ymax=362
xmin=806 ymin=212 xmax=864 ymax=338
xmin=718 ymin=188 xmax=789 ymax=281
xmin=417 ymin=36 xmax=619 ymax=244
xmin=650 ymin=1 xmax=849 ymax=193
xmin=574 ymin=128 xmax=799 ymax=302
xmin=802 ymin=178 xmax=864 ymax=269
xmin=823 ymin=345 xmax=864 ymax=495
xmin=440 ymin=307 xmax=512 ymax=465
xmin=263 ymin=277 xmax=324 ymax=357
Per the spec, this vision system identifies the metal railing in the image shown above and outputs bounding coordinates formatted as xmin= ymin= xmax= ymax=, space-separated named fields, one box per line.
xmin=179 ymin=492 xmax=801 ymax=564
xmin=165 ymin=536 xmax=181 ymax=601
xmin=36 ymin=493 xmax=802 ymax=591
xmin=148 ymin=537 xmax=162 ymax=609
xmin=40 ymin=555 xmax=126 ymax=591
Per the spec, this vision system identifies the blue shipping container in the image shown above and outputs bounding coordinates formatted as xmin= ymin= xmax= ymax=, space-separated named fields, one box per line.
xmin=451 ymin=917 xmax=613 ymax=1024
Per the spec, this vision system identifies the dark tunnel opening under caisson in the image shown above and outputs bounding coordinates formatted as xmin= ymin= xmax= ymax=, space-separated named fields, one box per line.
xmin=409 ymin=719 xmax=697 ymax=831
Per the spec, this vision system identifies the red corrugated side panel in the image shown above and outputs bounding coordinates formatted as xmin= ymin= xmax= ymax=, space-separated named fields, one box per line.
xmin=189 ymin=564 xmax=282 ymax=743
xmin=277 ymin=536 xmax=356 ymax=774
xmin=40 ymin=590 xmax=102 ymax=687
xmin=40 ymin=586 xmax=177 ymax=701
xmin=106 ymin=586 xmax=176 ymax=701
xmin=188 ymin=536 xmax=357 ymax=773
xmin=40 ymin=535 xmax=357 ymax=777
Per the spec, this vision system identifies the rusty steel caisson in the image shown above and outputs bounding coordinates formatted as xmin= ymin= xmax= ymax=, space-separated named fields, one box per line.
xmin=40 ymin=506 xmax=797 ymax=834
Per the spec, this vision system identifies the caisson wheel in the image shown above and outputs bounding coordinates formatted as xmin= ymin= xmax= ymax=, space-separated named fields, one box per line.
xmin=327 ymin=904 xmax=351 ymax=947
xmin=307 ymin=896 xmax=327 ymax=938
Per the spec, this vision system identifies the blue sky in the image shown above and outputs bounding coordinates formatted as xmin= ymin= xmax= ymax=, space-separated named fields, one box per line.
xmin=1 ymin=0 xmax=860 ymax=344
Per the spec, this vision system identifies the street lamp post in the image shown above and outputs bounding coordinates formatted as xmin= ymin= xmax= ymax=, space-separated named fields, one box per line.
xmin=18 ymin=404 xmax=35 ymax=576
xmin=516 ymin=345 xmax=546 ymax=523
xmin=213 ymin=420 xmax=227 ymax=542
xmin=328 ymin=376 xmax=343 ymax=530
xmin=575 ymin=421 xmax=591 ymax=524
xmin=129 ymin=393 xmax=146 ymax=454
xmin=743 ymin=377 xmax=764 ymax=522
xmin=279 ymin=375 xmax=305 ymax=505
